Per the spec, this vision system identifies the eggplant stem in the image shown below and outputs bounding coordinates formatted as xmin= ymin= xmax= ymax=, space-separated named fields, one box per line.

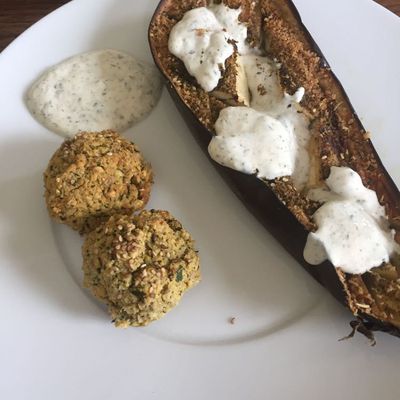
xmin=339 ymin=317 xmax=376 ymax=346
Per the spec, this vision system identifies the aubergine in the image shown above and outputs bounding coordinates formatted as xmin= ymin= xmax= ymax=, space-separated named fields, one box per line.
xmin=148 ymin=0 xmax=400 ymax=339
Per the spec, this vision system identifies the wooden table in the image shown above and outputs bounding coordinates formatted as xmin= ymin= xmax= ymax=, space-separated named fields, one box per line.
xmin=0 ymin=0 xmax=399 ymax=51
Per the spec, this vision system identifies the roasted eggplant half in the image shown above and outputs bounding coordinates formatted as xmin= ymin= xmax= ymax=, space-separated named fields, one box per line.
xmin=149 ymin=0 xmax=400 ymax=339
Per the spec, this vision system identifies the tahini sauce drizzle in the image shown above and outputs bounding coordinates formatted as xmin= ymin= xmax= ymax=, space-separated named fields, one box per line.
xmin=26 ymin=49 xmax=162 ymax=138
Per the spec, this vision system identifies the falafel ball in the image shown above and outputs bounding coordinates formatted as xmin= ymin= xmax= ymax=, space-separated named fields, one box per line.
xmin=82 ymin=210 xmax=201 ymax=327
xmin=44 ymin=130 xmax=153 ymax=233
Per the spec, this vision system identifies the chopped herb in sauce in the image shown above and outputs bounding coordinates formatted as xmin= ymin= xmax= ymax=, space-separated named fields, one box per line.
xmin=26 ymin=49 xmax=163 ymax=138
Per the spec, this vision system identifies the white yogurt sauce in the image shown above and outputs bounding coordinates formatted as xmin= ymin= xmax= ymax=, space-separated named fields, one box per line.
xmin=170 ymin=4 xmax=311 ymax=187
xmin=26 ymin=49 xmax=163 ymax=138
xmin=208 ymin=52 xmax=310 ymax=186
xmin=208 ymin=3 xmax=250 ymax=54
xmin=304 ymin=167 xmax=397 ymax=274
xmin=208 ymin=107 xmax=296 ymax=179
xmin=168 ymin=4 xmax=249 ymax=92
xmin=241 ymin=55 xmax=282 ymax=112
xmin=241 ymin=54 xmax=310 ymax=187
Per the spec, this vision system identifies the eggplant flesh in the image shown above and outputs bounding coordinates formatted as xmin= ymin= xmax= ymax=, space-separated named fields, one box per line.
xmin=149 ymin=0 xmax=400 ymax=338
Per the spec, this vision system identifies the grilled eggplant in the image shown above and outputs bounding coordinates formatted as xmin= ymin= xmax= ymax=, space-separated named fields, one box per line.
xmin=149 ymin=0 xmax=400 ymax=338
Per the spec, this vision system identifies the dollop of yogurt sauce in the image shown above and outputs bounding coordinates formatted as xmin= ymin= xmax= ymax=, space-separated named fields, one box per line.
xmin=209 ymin=107 xmax=296 ymax=179
xmin=169 ymin=2 xmax=310 ymax=188
xmin=168 ymin=4 xmax=250 ymax=92
xmin=304 ymin=167 xmax=398 ymax=274
xmin=26 ymin=49 xmax=163 ymax=138
xmin=214 ymin=54 xmax=310 ymax=187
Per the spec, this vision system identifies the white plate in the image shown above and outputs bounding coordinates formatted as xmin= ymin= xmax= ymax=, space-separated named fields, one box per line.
xmin=1 ymin=0 xmax=400 ymax=398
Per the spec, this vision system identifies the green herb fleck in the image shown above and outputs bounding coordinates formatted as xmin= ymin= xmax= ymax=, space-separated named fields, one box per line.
xmin=176 ymin=267 xmax=184 ymax=282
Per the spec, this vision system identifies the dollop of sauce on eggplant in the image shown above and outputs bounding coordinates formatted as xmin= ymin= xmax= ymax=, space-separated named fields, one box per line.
xmin=168 ymin=4 xmax=250 ymax=92
xmin=209 ymin=107 xmax=296 ymax=179
xmin=304 ymin=167 xmax=398 ymax=274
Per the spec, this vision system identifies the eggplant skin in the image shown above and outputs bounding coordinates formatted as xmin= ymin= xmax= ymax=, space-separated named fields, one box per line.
xmin=149 ymin=0 xmax=400 ymax=339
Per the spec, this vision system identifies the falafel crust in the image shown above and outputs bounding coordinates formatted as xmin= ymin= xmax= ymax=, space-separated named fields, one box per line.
xmin=82 ymin=210 xmax=201 ymax=327
xmin=44 ymin=130 xmax=153 ymax=233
